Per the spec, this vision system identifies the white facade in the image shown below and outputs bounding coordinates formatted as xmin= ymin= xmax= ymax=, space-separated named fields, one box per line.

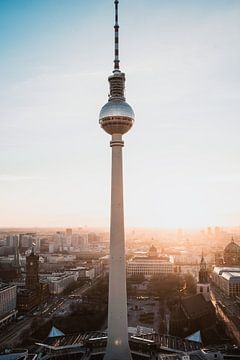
xmin=212 ymin=267 xmax=240 ymax=297
xmin=0 ymin=283 xmax=17 ymax=327
xmin=69 ymin=266 xmax=95 ymax=280
xmin=127 ymin=257 xmax=173 ymax=277
xmin=45 ymin=272 xmax=77 ymax=295
xmin=46 ymin=254 xmax=76 ymax=263
xmin=79 ymin=267 xmax=95 ymax=280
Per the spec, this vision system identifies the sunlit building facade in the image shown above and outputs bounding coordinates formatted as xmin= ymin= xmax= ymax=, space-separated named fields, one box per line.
xmin=212 ymin=266 xmax=240 ymax=297
xmin=45 ymin=272 xmax=77 ymax=295
xmin=127 ymin=257 xmax=173 ymax=277
xmin=128 ymin=245 xmax=173 ymax=277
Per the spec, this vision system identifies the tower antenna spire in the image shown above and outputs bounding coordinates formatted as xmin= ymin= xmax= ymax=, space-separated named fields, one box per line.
xmin=114 ymin=0 xmax=120 ymax=72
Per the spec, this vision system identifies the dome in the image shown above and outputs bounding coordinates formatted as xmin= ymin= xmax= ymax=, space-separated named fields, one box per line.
xmin=223 ymin=239 xmax=240 ymax=266
xmin=99 ymin=100 xmax=135 ymax=120
xmin=224 ymin=240 xmax=240 ymax=254
xmin=148 ymin=245 xmax=158 ymax=258
xmin=99 ymin=100 xmax=134 ymax=135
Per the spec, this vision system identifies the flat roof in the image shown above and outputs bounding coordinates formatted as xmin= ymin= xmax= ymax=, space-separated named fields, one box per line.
xmin=213 ymin=267 xmax=240 ymax=275
xmin=221 ymin=271 xmax=240 ymax=282
xmin=0 ymin=283 xmax=16 ymax=291
xmin=37 ymin=332 xmax=201 ymax=353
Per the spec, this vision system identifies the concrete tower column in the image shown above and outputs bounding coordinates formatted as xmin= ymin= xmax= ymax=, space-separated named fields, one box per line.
xmin=99 ymin=1 xmax=134 ymax=358
xmin=104 ymin=134 xmax=132 ymax=360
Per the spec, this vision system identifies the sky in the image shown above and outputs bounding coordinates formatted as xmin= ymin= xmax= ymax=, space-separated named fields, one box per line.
xmin=0 ymin=0 xmax=240 ymax=228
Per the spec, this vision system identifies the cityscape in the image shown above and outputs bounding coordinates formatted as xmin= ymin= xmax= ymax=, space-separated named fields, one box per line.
xmin=0 ymin=227 xmax=240 ymax=358
xmin=1 ymin=0 xmax=240 ymax=359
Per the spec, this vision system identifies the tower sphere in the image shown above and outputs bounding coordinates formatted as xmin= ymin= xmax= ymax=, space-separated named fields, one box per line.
xmin=99 ymin=99 xmax=134 ymax=135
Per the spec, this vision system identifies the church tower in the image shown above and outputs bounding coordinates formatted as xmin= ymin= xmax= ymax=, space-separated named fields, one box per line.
xmin=26 ymin=247 xmax=40 ymax=290
xmin=197 ymin=252 xmax=210 ymax=301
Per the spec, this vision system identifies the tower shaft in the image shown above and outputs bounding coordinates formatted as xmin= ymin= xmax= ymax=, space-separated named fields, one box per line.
xmin=100 ymin=1 xmax=134 ymax=357
xmin=104 ymin=133 xmax=132 ymax=360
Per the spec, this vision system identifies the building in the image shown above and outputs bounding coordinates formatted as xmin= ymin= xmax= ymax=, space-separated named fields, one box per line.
xmin=25 ymin=248 xmax=40 ymax=290
xmin=17 ymin=248 xmax=49 ymax=312
xmin=0 ymin=283 xmax=17 ymax=328
xmin=33 ymin=331 xmax=224 ymax=360
xmin=196 ymin=254 xmax=210 ymax=301
xmin=223 ymin=238 xmax=240 ymax=266
xmin=6 ymin=235 xmax=18 ymax=248
xmin=65 ymin=228 xmax=73 ymax=236
xmin=46 ymin=254 xmax=76 ymax=263
xmin=45 ymin=272 xmax=77 ymax=295
xmin=17 ymin=287 xmax=40 ymax=312
xmin=212 ymin=266 xmax=240 ymax=297
xmin=179 ymin=294 xmax=216 ymax=337
xmin=99 ymin=1 xmax=134 ymax=358
xmin=19 ymin=233 xmax=36 ymax=250
xmin=68 ymin=266 xmax=93 ymax=280
xmin=127 ymin=245 xmax=173 ymax=277
xmin=74 ymin=266 xmax=95 ymax=280
xmin=214 ymin=238 xmax=240 ymax=267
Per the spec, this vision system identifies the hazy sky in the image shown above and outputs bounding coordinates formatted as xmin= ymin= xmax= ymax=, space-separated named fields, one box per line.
xmin=1 ymin=0 xmax=240 ymax=228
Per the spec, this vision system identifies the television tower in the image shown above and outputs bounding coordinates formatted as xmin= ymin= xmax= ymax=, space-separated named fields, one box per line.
xmin=99 ymin=1 xmax=134 ymax=359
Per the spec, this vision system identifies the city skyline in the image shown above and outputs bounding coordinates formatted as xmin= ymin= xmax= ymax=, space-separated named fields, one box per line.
xmin=1 ymin=0 xmax=240 ymax=228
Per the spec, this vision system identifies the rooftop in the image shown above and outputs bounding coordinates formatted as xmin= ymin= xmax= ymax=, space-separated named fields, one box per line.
xmin=181 ymin=294 xmax=214 ymax=320
xmin=213 ymin=266 xmax=240 ymax=275
xmin=36 ymin=331 xmax=202 ymax=354
xmin=0 ymin=283 xmax=16 ymax=291
xmin=221 ymin=271 xmax=240 ymax=281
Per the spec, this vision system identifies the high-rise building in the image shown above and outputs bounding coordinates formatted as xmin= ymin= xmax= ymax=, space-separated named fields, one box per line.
xmin=99 ymin=1 xmax=134 ymax=359
xmin=6 ymin=235 xmax=18 ymax=248
xmin=14 ymin=235 xmax=21 ymax=268
xmin=0 ymin=283 xmax=17 ymax=328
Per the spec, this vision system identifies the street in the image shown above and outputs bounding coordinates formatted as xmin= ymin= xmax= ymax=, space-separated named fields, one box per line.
xmin=210 ymin=284 xmax=240 ymax=346
xmin=0 ymin=280 xmax=95 ymax=349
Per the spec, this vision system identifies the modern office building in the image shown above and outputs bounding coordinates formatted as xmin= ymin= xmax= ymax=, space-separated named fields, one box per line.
xmin=45 ymin=272 xmax=77 ymax=295
xmin=0 ymin=283 xmax=17 ymax=328
xmin=212 ymin=266 xmax=240 ymax=297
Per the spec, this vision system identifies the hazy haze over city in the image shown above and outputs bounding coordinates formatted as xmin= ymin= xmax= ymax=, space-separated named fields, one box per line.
xmin=1 ymin=0 xmax=240 ymax=228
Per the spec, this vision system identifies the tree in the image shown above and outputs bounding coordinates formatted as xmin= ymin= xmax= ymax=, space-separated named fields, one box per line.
xmin=148 ymin=274 xmax=184 ymax=300
xmin=128 ymin=274 xmax=145 ymax=284
xmin=184 ymin=273 xmax=196 ymax=294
